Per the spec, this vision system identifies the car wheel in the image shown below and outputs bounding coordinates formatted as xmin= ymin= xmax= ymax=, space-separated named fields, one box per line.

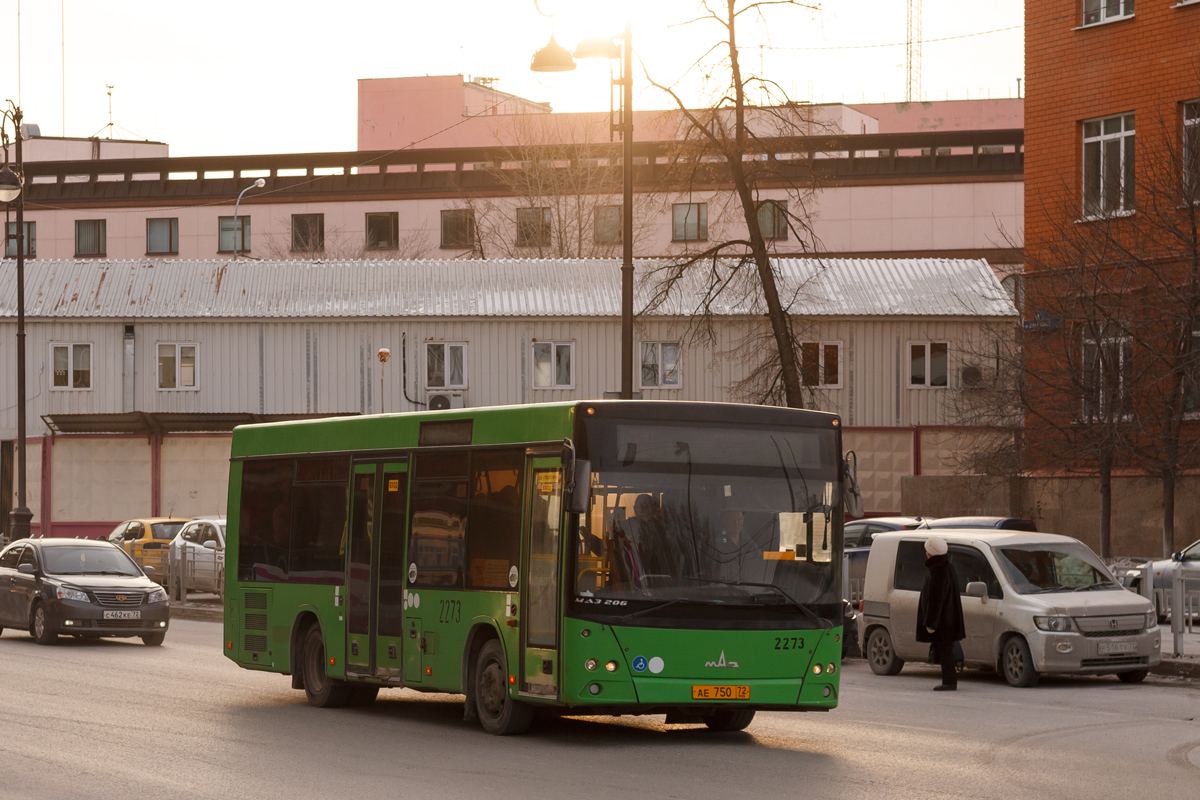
xmin=302 ymin=625 xmax=350 ymax=708
xmin=866 ymin=627 xmax=904 ymax=676
xmin=702 ymin=708 xmax=756 ymax=732
xmin=1001 ymin=636 xmax=1039 ymax=687
xmin=474 ymin=639 xmax=532 ymax=735
xmin=30 ymin=603 xmax=58 ymax=645
xmin=1117 ymin=669 xmax=1149 ymax=684
xmin=141 ymin=632 xmax=166 ymax=646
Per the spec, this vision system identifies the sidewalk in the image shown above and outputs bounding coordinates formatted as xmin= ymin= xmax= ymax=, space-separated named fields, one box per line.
xmin=169 ymin=593 xmax=224 ymax=623
xmin=1153 ymin=626 xmax=1200 ymax=680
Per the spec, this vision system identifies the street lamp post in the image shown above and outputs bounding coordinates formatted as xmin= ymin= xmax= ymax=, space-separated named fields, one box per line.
xmin=0 ymin=102 xmax=32 ymax=540
xmin=532 ymin=20 xmax=635 ymax=400
xmin=231 ymin=178 xmax=266 ymax=261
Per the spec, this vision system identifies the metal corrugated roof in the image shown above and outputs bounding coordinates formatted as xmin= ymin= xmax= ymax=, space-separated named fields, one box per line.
xmin=0 ymin=258 xmax=1016 ymax=320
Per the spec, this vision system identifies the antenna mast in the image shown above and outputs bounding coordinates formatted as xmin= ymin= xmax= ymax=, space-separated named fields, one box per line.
xmin=905 ymin=0 xmax=922 ymax=103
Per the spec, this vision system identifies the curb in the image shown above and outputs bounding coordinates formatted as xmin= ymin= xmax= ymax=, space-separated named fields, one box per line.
xmin=169 ymin=601 xmax=224 ymax=623
xmin=1150 ymin=657 xmax=1200 ymax=681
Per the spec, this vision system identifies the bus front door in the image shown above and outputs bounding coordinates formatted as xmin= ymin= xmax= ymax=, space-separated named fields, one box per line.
xmin=345 ymin=460 xmax=409 ymax=681
xmin=519 ymin=455 xmax=564 ymax=700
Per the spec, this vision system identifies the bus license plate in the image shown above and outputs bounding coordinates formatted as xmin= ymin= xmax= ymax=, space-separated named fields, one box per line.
xmin=103 ymin=610 xmax=141 ymax=620
xmin=692 ymin=685 xmax=750 ymax=700
xmin=1097 ymin=640 xmax=1137 ymax=655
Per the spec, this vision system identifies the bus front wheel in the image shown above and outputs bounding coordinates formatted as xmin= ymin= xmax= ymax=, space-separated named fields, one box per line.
xmin=703 ymin=708 xmax=756 ymax=732
xmin=303 ymin=625 xmax=351 ymax=708
xmin=474 ymin=639 xmax=532 ymax=735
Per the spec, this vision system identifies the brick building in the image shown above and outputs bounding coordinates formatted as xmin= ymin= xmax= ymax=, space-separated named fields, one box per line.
xmin=1022 ymin=0 xmax=1200 ymax=555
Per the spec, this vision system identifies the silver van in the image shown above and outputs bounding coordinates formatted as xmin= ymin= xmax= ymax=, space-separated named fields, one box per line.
xmin=858 ymin=530 xmax=1160 ymax=686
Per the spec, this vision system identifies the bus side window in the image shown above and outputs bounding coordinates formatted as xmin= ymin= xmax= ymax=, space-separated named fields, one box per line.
xmin=408 ymin=451 xmax=470 ymax=590
xmin=465 ymin=448 xmax=524 ymax=590
xmin=238 ymin=458 xmax=294 ymax=582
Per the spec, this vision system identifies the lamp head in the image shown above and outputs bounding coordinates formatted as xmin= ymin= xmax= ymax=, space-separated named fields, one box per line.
xmin=574 ymin=36 xmax=621 ymax=60
xmin=377 ymin=347 xmax=391 ymax=364
xmin=0 ymin=165 xmax=21 ymax=204
xmin=252 ymin=178 xmax=266 ymax=188
xmin=531 ymin=34 xmax=576 ymax=72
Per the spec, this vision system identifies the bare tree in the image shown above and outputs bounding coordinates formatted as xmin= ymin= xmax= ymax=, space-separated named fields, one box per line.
xmin=641 ymin=0 xmax=826 ymax=408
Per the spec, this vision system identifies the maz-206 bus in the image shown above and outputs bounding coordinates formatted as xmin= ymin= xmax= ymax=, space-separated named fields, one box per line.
xmin=224 ymin=401 xmax=853 ymax=734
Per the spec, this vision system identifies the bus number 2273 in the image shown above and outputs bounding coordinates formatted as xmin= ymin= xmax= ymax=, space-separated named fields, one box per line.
xmin=439 ymin=600 xmax=462 ymax=624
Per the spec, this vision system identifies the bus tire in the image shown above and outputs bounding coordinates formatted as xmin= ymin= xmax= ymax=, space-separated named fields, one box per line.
xmin=303 ymin=625 xmax=351 ymax=708
xmin=474 ymin=639 xmax=532 ymax=735
xmin=703 ymin=708 xmax=756 ymax=732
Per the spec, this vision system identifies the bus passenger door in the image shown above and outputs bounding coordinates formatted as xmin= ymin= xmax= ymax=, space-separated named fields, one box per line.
xmin=519 ymin=455 xmax=564 ymax=699
xmin=374 ymin=464 xmax=409 ymax=680
xmin=346 ymin=460 xmax=408 ymax=678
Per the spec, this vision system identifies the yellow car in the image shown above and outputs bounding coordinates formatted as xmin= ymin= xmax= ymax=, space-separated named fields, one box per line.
xmin=106 ymin=518 xmax=191 ymax=578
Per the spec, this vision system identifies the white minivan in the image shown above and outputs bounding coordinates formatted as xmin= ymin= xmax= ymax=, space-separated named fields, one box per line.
xmin=858 ymin=530 xmax=1160 ymax=686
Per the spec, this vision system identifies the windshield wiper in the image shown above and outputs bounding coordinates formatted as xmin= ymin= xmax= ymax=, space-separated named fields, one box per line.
xmin=1025 ymin=585 xmax=1068 ymax=593
xmin=617 ymin=598 xmax=710 ymax=621
xmin=83 ymin=570 xmax=136 ymax=576
xmin=1072 ymin=582 xmax=1117 ymax=591
xmin=684 ymin=577 xmax=831 ymax=629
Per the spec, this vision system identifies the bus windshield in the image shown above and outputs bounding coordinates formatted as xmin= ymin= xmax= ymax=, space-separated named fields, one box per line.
xmin=573 ymin=417 xmax=842 ymax=628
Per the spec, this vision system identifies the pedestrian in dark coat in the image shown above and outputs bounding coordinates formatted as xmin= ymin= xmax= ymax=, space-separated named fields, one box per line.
xmin=915 ymin=536 xmax=966 ymax=691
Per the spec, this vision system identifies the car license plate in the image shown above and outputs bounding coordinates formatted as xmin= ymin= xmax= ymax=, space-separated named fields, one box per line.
xmin=1098 ymin=640 xmax=1137 ymax=655
xmin=102 ymin=610 xmax=141 ymax=620
xmin=692 ymin=685 xmax=750 ymax=700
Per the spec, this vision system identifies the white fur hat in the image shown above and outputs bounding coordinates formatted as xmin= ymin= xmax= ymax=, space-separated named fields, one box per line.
xmin=925 ymin=536 xmax=948 ymax=556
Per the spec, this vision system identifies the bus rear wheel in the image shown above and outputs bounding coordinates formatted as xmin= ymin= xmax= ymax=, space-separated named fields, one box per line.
xmin=474 ymin=639 xmax=532 ymax=735
xmin=303 ymin=625 xmax=351 ymax=708
xmin=703 ymin=708 xmax=756 ymax=732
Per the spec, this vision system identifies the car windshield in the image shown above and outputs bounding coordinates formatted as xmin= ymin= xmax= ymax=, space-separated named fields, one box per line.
xmin=151 ymin=522 xmax=185 ymax=540
xmin=994 ymin=542 xmax=1118 ymax=593
xmin=43 ymin=546 xmax=143 ymax=576
xmin=573 ymin=417 xmax=843 ymax=627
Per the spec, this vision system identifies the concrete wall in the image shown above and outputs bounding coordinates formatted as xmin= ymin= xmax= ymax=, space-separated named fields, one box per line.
xmin=50 ymin=436 xmax=152 ymax=522
xmin=902 ymin=474 xmax=1200 ymax=559
xmin=160 ymin=436 xmax=232 ymax=518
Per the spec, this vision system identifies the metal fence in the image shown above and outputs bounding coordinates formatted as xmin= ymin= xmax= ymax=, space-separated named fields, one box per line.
xmin=124 ymin=541 xmax=223 ymax=601
xmin=1128 ymin=562 xmax=1200 ymax=657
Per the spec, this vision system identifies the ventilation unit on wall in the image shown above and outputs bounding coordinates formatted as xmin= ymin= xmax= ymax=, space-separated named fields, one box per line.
xmin=961 ymin=364 xmax=985 ymax=389
xmin=427 ymin=391 xmax=465 ymax=410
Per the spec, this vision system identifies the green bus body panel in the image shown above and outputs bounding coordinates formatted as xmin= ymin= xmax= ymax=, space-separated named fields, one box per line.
xmin=559 ymin=618 xmax=840 ymax=709
xmin=229 ymin=403 xmax=576 ymax=459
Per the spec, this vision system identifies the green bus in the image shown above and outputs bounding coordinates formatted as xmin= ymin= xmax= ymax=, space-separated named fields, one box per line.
xmin=224 ymin=400 xmax=852 ymax=734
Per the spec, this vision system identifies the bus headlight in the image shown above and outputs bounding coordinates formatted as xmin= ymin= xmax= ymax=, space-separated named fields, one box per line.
xmin=812 ymin=664 xmax=823 ymax=675
xmin=585 ymin=659 xmax=598 ymax=671
xmin=605 ymin=660 xmax=619 ymax=672
xmin=827 ymin=663 xmax=836 ymax=674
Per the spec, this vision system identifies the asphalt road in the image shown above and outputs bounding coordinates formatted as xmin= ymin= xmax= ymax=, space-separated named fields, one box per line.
xmin=2 ymin=620 xmax=1199 ymax=800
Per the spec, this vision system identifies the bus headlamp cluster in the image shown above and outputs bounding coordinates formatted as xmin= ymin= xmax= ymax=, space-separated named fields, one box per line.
xmin=605 ymin=661 xmax=619 ymax=672
xmin=585 ymin=659 xmax=598 ymax=671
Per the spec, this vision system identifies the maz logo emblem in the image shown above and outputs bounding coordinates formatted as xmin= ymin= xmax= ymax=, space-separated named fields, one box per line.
xmin=705 ymin=650 xmax=739 ymax=668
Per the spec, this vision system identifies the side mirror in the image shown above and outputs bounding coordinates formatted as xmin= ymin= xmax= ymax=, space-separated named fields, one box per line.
xmin=143 ymin=565 xmax=157 ymax=579
xmin=565 ymin=459 xmax=592 ymax=515
xmin=843 ymin=450 xmax=864 ymax=518
xmin=965 ymin=581 xmax=988 ymax=601
xmin=1172 ymin=552 xmax=1182 ymax=562
xmin=17 ymin=563 xmax=36 ymax=575
xmin=202 ymin=540 xmax=217 ymax=549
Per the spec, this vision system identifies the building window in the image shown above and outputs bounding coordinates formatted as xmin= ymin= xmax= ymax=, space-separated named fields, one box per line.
xmin=75 ymin=220 xmax=106 ymax=257
xmin=516 ymin=207 xmax=551 ymax=247
xmin=1083 ymin=112 xmax=1135 ymax=217
xmin=426 ymin=342 xmax=466 ymax=389
xmin=51 ymin=343 xmax=91 ymax=390
xmin=441 ymin=209 xmax=476 ymax=249
xmin=594 ymin=205 xmax=621 ymax=244
xmin=672 ymin=203 xmax=708 ymax=241
xmin=292 ymin=213 xmax=325 ymax=252
xmin=756 ymin=200 xmax=788 ymax=240
xmin=532 ymin=341 xmax=573 ymax=389
xmin=1082 ymin=0 xmax=1133 ymax=26
xmin=801 ymin=342 xmax=841 ymax=387
xmin=218 ymin=216 xmax=251 ymax=253
xmin=146 ymin=218 xmax=179 ymax=255
xmin=909 ymin=342 xmax=948 ymax=388
xmin=158 ymin=343 xmax=198 ymax=390
xmin=1184 ymin=100 xmax=1199 ymax=203
xmin=5 ymin=221 xmax=35 ymax=257
xmin=640 ymin=341 xmax=681 ymax=388
xmin=1082 ymin=331 xmax=1132 ymax=421
xmin=366 ymin=212 xmax=399 ymax=250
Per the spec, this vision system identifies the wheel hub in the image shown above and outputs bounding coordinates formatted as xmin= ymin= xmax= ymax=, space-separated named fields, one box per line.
xmin=479 ymin=660 xmax=505 ymax=717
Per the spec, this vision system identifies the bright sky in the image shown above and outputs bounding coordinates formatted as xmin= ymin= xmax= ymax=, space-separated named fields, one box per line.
xmin=0 ymin=0 xmax=1024 ymax=157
